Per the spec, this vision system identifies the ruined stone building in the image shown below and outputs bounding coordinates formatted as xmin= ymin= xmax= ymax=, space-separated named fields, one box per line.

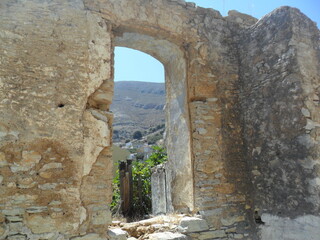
xmin=0 ymin=0 xmax=319 ymax=239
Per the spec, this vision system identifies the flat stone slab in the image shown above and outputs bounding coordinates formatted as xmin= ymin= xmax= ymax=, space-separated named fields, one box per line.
xmin=108 ymin=228 xmax=128 ymax=240
xmin=71 ymin=234 xmax=106 ymax=240
xmin=148 ymin=232 xmax=189 ymax=240
xmin=179 ymin=217 xmax=209 ymax=233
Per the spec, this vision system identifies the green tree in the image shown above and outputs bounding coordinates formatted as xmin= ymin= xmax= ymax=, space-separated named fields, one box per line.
xmin=133 ymin=130 xmax=142 ymax=140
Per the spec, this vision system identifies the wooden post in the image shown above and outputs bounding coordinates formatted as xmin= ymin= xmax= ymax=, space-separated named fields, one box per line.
xmin=119 ymin=160 xmax=133 ymax=216
xmin=137 ymin=174 xmax=142 ymax=214
xmin=127 ymin=159 xmax=133 ymax=217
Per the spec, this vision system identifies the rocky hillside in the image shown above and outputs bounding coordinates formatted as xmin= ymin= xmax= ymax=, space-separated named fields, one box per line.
xmin=110 ymin=81 xmax=165 ymax=142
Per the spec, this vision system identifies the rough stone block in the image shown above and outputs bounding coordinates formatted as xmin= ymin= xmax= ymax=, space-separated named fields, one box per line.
xmin=71 ymin=233 xmax=106 ymax=240
xmin=108 ymin=228 xmax=127 ymax=240
xmin=39 ymin=162 xmax=63 ymax=172
xmin=92 ymin=209 xmax=111 ymax=225
xmin=179 ymin=217 xmax=209 ymax=233
xmin=221 ymin=215 xmax=245 ymax=226
xmin=198 ymin=230 xmax=226 ymax=239
xmin=0 ymin=152 xmax=8 ymax=167
xmin=149 ymin=232 xmax=189 ymax=240
xmin=0 ymin=225 xmax=5 ymax=236
xmin=151 ymin=165 xmax=167 ymax=215
xmin=7 ymin=234 xmax=27 ymax=240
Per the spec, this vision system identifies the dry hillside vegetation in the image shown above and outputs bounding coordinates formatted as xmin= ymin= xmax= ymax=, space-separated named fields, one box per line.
xmin=111 ymin=81 xmax=165 ymax=141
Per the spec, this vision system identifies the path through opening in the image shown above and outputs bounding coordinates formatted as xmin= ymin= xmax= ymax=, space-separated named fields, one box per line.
xmin=111 ymin=47 xmax=167 ymax=219
xmin=110 ymin=32 xmax=194 ymax=221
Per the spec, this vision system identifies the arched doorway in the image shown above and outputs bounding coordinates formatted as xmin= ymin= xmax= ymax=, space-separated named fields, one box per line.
xmin=113 ymin=32 xmax=194 ymax=214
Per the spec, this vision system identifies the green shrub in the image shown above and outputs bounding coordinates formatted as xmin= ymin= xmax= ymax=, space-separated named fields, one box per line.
xmin=110 ymin=146 xmax=167 ymax=217
xmin=133 ymin=131 xmax=143 ymax=140
xmin=128 ymin=148 xmax=137 ymax=153
xmin=135 ymin=152 xmax=144 ymax=160
xmin=147 ymin=133 xmax=162 ymax=145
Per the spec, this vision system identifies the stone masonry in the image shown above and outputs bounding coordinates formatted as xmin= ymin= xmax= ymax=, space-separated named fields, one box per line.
xmin=0 ymin=0 xmax=319 ymax=239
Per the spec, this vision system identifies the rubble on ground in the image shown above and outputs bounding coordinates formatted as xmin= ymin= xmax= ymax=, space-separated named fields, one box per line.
xmin=108 ymin=215 xmax=219 ymax=240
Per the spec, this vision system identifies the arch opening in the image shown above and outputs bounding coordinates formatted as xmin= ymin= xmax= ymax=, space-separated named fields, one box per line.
xmin=111 ymin=32 xmax=194 ymax=218
xmin=111 ymin=47 xmax=166 ymax=218
xmin=111 ymin=47 xmax=165 ymax=144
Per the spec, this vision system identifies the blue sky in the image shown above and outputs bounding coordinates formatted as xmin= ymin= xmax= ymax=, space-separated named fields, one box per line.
xmin=114 ymin=0 xmax=319 ymax=83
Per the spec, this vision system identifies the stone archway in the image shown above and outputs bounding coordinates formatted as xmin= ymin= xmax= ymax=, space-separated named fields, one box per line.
xmin=114 ymin=32 xmax=194 ymax=213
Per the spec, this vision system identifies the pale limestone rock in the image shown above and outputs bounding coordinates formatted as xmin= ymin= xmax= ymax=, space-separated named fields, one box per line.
xmin=260 ymin=214 xmax=320 ymax=240
xmin=2 ymin=208 xmax=25 ymax=216
xmin=22 ymin=150 xmax=41 ymax=165
xmin=7 ymin=235 xmax=27 ymax=240
xmin=198 ymin=230 xmax=226 ymax=239
xmin=86 ymin=12 xmax=111 ymax=94
xmin=10 ymin=151 xmax=41 ymax=173
xmin=305 ymin=119 xmax=320 ymax=130
xmin=226 ymin=10 xmax=258 ymax=26
xmin=6 ymin=182 xmax=15 ymax=188
xmin=179 ymin=217 xmax=209 ymax=233
xmin=25 ymin=215 xmax=57 ymax=234
xmin=91 ymin=209 xmax=111 ymax=225
xmin=0 ymin=152 xmax=7 ymax=167
xmin=197 ymin=128 xmax=207 ymax=135
xmin=10 ymin=164 xmax=30 ymax=173
xmin=234 ymin=234 xmax=244 ymax=239
xmin=0 ymin=225 xmax=5 ymax=236
xmin=80 ymin=206 xmax=87 ymax=225
xmin=39 ymin=171 xmax=53 ymax=179
xmin=148 ymin=232 xmax=189 ymax=240
xmin=17 ymin=182 xmax=36 ymax=189
xmin=221 ymin=215 xmax=245 ymax=226
xmin=49 ymin=200 xmax=62 ymax=206
xmin=39 ymin=162 xmax=63 ymax=172
xmin=108 ymin=228 xmax=127 ymax=240
xmin=26 ymin=206 xmax=48 ymax=213
xmin=17 ymin=177 xmax=36 ymax=189
xmin=38 ymin=183 xmax=57 ymax=190
xmin=301 ymin=107 xmax=311 ymax=117
xmin=26 ymin=214 xmax=75 ymax=234
xmin=252 ymin=170 xmax=261 ymax=176
xmin=71 ymin=233 xmax=106 ymax=240
xmin=82 ymin=110 xmax=111 ymax=176
xmin=7 ymin=222 xmax=25 ymax=234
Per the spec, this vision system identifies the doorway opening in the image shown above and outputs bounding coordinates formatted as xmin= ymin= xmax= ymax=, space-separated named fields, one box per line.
xmin=110 ymin=47 xmax=167 ymax=219
xmin=110 ymin=32 xmax=194 ymax=224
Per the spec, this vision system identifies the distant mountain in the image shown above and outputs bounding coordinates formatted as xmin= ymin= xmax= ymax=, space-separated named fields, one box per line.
xmin=110 ymin=81 xmax=165 ymax=142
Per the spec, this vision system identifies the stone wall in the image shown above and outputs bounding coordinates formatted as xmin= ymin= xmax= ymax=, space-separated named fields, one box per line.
xmin=0 ymin=0 xmax=319 ymax=239
xmin=0 ymin=0 xmax=114 ymax=238
xmin=239 ymin=7 xmax=320 ymax=240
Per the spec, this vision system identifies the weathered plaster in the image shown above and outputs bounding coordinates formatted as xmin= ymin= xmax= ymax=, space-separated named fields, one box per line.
xmin=260 ymin=214 xmax=320 ymax=240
